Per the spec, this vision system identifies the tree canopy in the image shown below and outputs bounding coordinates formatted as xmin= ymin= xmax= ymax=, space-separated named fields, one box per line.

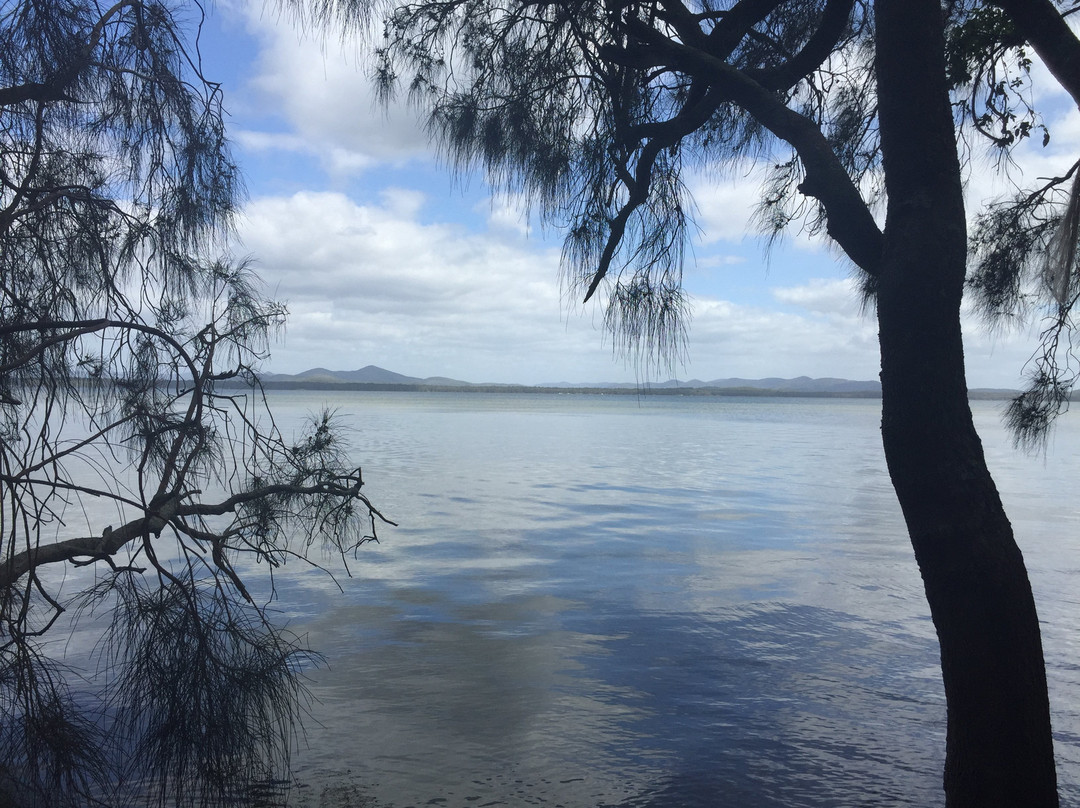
xmin=365 ymin=0 xmax=1080 ymax=441
xmin=0 ymin=0 xmax=389 ymax=804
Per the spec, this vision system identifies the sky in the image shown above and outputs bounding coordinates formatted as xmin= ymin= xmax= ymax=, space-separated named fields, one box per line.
xmin=192 ymin=2 xmax=1078 ymax=387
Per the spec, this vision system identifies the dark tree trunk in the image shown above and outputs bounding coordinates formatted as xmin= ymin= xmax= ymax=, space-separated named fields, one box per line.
xmin=874 ymin=2 xmax=1058 ymax=806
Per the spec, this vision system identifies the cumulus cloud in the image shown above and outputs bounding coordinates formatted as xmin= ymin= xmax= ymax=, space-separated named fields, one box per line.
xmin=772 ymin=278 xmax=861 ymax=316
xmin=763 ymin=277 xmax=1039 ymax=388
xmin=232 ymin=188 xmax=1039 ymax=387
xmin=685 ymin=169 xmax=763 ymax=245
xmin=242 ymin=192 xmax=547 ymax=308
xmin=481 ymin=193 xmax=535 ymax=237
xmin=237 ymin=191 xmax=603 ymax=380
xmin=678 ymin=294 xmax=876 ymax=382
xmin=686 ymin=164 xmax=848 ymax=258
xmin=691 ymin=277 xmax=880 ymax=380
xmin=235 ymin=2 xmax=433 ymax=175
xmin=233 ymin=191 xmax=887 ymax=383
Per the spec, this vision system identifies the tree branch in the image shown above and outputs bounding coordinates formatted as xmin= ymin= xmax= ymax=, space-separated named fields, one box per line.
xmin=705 ymin=0 xmax=783 ymax=57
xmin=745 ymin=0 xmax=856 ymax=92
xmin=0 ymin=478 xmax=396 ymax=589
xmin=0 ymin=494 xmax=179 ymax=589
xmin=0 ymin=0 xmax=141 ymax=108
xmin=0 ymin=82 xmax=75 ymax=107
xmin=992 ymin=0 xmax=1080 ymax=109
xmin=582 ymin=80 xmax=725 ymax=300
xmin=624 ymin=17 xmax=883 ymax=276
xmin=0 ymin=317 xmax=201 ymax=383
xmin=177 ymin=479 xmax=364 ymax=519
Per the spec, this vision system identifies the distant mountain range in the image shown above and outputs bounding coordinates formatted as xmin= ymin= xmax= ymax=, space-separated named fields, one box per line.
xmin=256 ymin=365 xmax=1022 ymax=398
xmin=260 ymin=365 xmax=888 ymax=395
xmin=264 ymin=365 xmax=474 ymax=387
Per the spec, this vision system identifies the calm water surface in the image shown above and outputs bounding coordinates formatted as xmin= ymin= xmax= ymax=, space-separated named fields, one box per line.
xmin=251 ymin=392 xmax=1080 ymax=807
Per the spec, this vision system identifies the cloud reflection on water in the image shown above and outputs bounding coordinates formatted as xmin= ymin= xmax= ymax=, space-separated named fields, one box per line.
xmin=258 ymin=392 xmax=1080 ymax=807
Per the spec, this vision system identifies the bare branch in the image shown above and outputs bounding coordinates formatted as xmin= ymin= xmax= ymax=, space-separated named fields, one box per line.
xmin=0 ymin=495 xmax=179 ymax=590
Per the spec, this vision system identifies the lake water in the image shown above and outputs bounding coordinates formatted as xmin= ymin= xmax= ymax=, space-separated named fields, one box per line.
xmin=244 ymin=391 xmax=1080 ymax=807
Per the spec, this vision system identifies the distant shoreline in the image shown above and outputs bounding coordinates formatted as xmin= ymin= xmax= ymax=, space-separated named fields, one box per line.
xmin=244 ymin=380 xmax=1016 ymax=400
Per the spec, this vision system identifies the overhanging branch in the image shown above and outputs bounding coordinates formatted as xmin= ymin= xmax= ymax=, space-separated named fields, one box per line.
xmin=626 ymin=17 xmax=883 ymax=276
xmin=0 ymin=0 xmax=141 ymax=108
xmin=0 ymin=82 xmax=75 ymax=106
xmin=0 ymin=317 xmax=201 ymax=382
xmin=582 ymin=78 xmax=725 ymax=301
xmin=0 ymin=494 xmax=179 ymax=589
xmin=0 ymin=478 xmax=396 ymax=589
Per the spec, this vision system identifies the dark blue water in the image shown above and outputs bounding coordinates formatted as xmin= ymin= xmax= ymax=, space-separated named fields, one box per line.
xmin=250 ymin=392 xmax=1080 ymax=807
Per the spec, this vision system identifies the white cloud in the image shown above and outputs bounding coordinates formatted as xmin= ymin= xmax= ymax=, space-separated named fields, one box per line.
xmin=772 ymin=277 xmax=861 ymax=316
xmin=241 ymin=191 xmax=537 ymax=305
xmin=481 ymin=193 xmax=534 ymax=237
xmin=237 ymin=4 xmax=432 ymax=175
xmin=684 ymin=295 xmax=878 ymax=381
xmin=233 ymin=191 xmax=889 ymax=383
xmin=694 ymin=254 xmax=747 ymax=270
xmin=233 ymin=129 xmax=311 ymax=155
xmin=234 ymin=190 xmax=1041 ymax=387
xmin=762 ymin=277 xmax=1040 ymax=388
xmin=686 ymin=164 xmax=845 ymax=258
xmin=237 ymin=191 xmax=600 ymax=380
xmin=380 ymin=187 xmax=427 ymax=218
xmin=685 ymin=169 xmax=763 ymax=245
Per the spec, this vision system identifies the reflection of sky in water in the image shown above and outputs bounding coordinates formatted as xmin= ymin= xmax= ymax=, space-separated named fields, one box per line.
xmin=92 ymin=391 xmax=1080 ymax=807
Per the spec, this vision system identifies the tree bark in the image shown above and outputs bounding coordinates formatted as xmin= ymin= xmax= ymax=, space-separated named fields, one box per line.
xmin=874 ymin=1 xmax=1058 ymax=806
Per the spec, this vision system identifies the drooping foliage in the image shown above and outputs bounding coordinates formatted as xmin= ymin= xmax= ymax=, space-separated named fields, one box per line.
xmin=0 ymin=0 xmax=390 ymax=804
xmin=368 ymin=0 xmax=884 ymax=363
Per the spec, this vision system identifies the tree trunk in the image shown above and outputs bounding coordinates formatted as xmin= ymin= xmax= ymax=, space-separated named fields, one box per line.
xmin=874 ymin=2 xmax=1058 ymax=806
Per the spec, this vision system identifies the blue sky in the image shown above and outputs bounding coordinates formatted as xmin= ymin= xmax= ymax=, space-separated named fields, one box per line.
xmin=194 ymin=2 xmax=1075 ymax=387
